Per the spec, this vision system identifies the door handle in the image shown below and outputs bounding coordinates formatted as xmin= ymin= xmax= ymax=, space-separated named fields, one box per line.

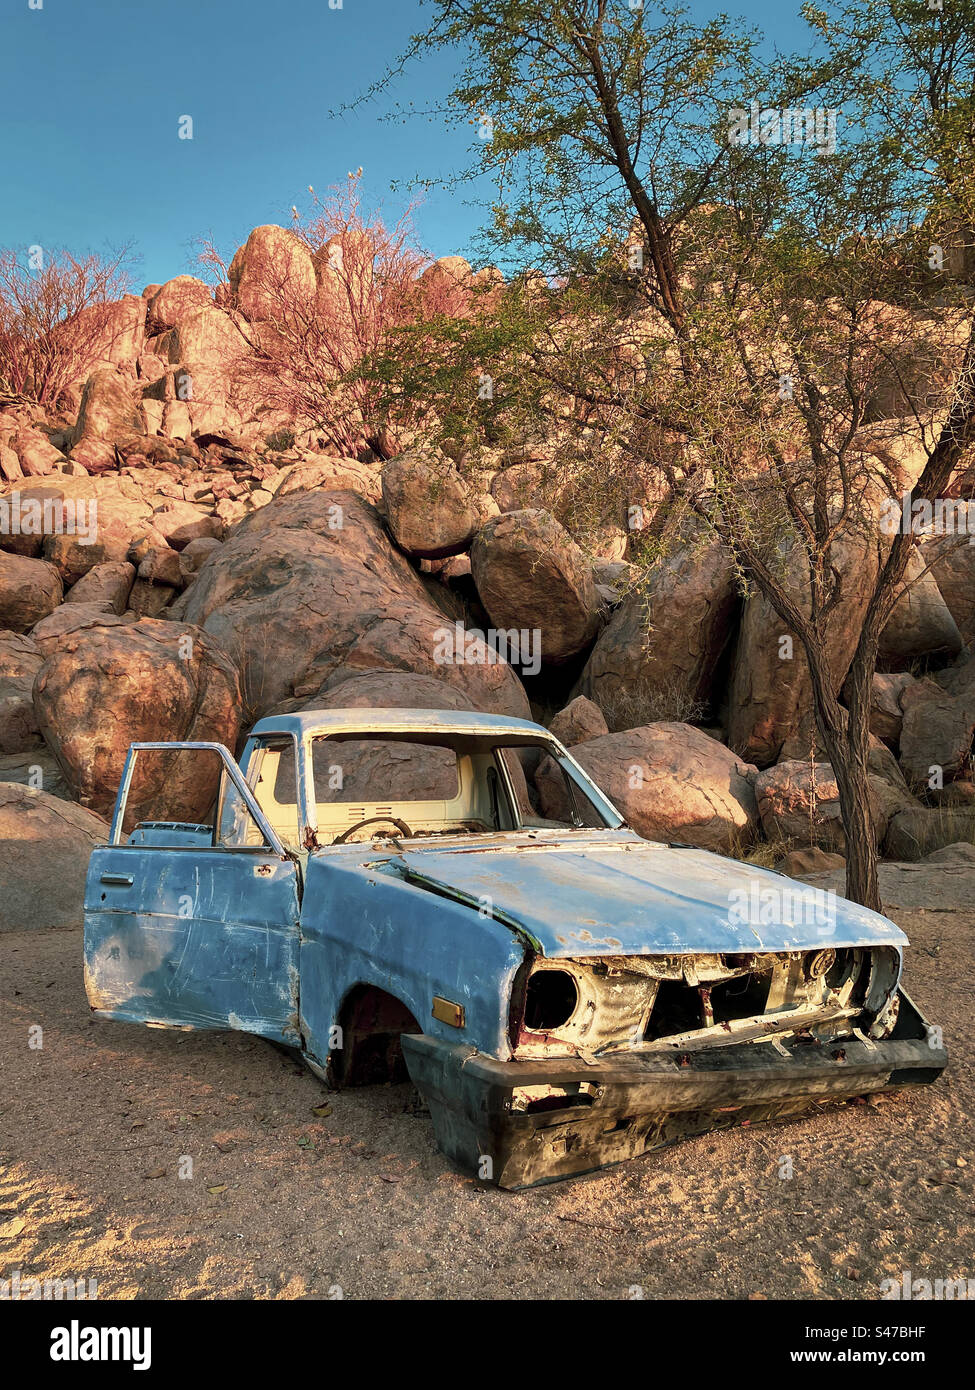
xmin=100 ymin=873 xmax=134 ymax=886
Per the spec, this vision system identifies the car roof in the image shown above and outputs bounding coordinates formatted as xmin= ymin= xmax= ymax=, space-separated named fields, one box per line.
xmin=248 ymin=707 xmax=554 ymax=742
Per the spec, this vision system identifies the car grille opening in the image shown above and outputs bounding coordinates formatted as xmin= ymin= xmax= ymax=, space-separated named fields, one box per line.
xmin=643 ymin=979 xmax=704 ymax=1040
xmin=711 ymin=970 xmax=772 ymax=1023
xmin=644 ymin=970 xmax=773 ymax=1040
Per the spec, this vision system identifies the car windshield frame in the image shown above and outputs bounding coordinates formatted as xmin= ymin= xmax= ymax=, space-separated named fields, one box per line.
xmin=297 ymin=729 xmax=623 ymax=843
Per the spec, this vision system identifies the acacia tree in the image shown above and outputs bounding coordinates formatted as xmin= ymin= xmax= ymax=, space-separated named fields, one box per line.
xmin=366 ymin=0 xmax=975 ymax=911
xmin=0 ymin=245 xmax=130 ymax=408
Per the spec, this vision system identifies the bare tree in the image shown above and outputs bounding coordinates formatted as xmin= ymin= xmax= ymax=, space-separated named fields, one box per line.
xmin=203 ymin=175 xmax=434 ymax=458
xmin=0 ymin=245 xmax=131 ymax=408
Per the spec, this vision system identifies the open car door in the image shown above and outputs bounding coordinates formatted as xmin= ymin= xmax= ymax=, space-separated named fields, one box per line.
xmin=84 ymin=742 xmax=303 ymax=1043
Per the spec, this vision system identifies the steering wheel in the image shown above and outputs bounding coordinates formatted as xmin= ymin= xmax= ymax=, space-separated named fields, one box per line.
xmin=333 ymin=815 xmax=415 ymax=845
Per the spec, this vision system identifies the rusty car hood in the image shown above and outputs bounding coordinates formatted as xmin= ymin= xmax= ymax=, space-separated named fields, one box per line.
xmin=387 ymin=832 xmax=908 ymax=957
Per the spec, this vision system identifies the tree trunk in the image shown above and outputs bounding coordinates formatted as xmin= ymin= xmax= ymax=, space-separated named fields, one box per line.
xmin=828 ymin=741 xmax=881 ymax=913
xmin=804 ymin=638 xmax=882 ymax=913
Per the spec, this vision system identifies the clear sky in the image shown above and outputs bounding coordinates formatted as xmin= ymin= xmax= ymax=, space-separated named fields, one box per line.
xmin=1 ymin=0 xmax=811 ymax=290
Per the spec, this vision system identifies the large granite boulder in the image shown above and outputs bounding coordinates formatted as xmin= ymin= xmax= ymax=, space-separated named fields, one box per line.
xmin=470 ymin=509 xmax=605 ymax=663
xmin=146 ymin=275 xmax=213 ymax=334
xmin=381 ymin=454 xmax=479 ymax=559
xmin=899 ymin=657 xmax=975 ymax=788
xmin=33 ymin=617 xmax=241 ymax=825
xmin=754 ymin=760 xmax=898 ymax=852
xmin=229 ymin=224 xmax=317 ymax=324
xmin=727 ymin=529 xmax=881 ymax=766
xmin=274 ymin=455 xmax=381 ymax=504
xmin=0 ymin=633 xmax=43 ymax=752
xmin=877 ymin=549 xmax=961 ymax=667
xmin=290 ymin=670 xmax=478 ymax=808
xmin=575 ymin=520 xmax=736 ymax=730
xmin=885 ymin=806 xmax=975 ymax=860
xmin=174 ymin=490 xmax=530 ymax=722
xmin=928 ymin=512 xmax=975 ymax=646
xmin=538 ymin=722 xmax=759 ymax=853
xmin=869 ymin=672 xmax=916 ymax=745
xmin=0 ymin=784 xmax=109 ymax=931
xmin=0 ymin=552 xmax=63 ymax=632
xmin=548 ymin=696 xmax=608 ymax=747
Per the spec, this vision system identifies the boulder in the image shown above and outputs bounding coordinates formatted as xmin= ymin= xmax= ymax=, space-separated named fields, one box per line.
xmin=869 ymin=672 xmax=916 ymax=744
xmin=33 ymin=617 xmax=241 ymax=825
xmin=417 ymin=256 xmax=474 ymax=315
xmin=0 ymin=633 xmax=43 ymax=752
xmin=885 ymin=807 xmax=975 ymax=860
xmin=179 ymin=537 xmax=223 ymax=582
xmin=151 ymin=500 xmax=223 ymax=550
xmin=42 ymin=532 xmax=115 ymax=586
xmin=0 ymin=784 xmax=109 ymax=932
xmin=273 ymin=454 xmax=381 ymax=504
xmin=470 ymin=509 xmax=605 ymax=663
xmin=538 ymin=722 xmax=758 ymax=853
xmin=490 ymin=461 xmax=554 ymax=513
xmin=146 ymin=276 xmax=213 ymax=333
xmin=136 ymin=546 xmax=182 ymax=588
xmin=899 ymin=657 xmax=975 ymax=788
xmin=0 ymin=443 xmax=23 ymax=483
xmin=548 ymin=696 xmax=609 ymax=747
xmin=31 ymin=605 xmax=129 ymax=655
xmin=381 ymin=454 xmax=479 ymax=559
xmin=6 ymin=478 xmax=160 ymax=575
xmin=64 ymin=561 xmax=135 ymax=614
xmin=755 ymin=760 xmax=901 ymax=851
xmin=728 ymin=528 xmax=880 ymax=766
xmin=922 ymin=841 xmax=975 ymax=864
xmin=69 ymin=294 xmax=146 ymax=380
xmin=126 ymin=579 xmax=178 ymax=618
xmin=928 ymin=513 xmax=975 ymax=645
xmin=779 ymin=847 xmax=847 ymax=878
xmin=11 ymin=426 xmax=65 ymax=477
xmin=175 ymin=490 xmax=531 ymax=721
xmin=877 ymin=549 xmax=961 ymax=667
xmin=0 ymin=551 xmax=63 ymax=632
xmin=575 ymin=520 xmax=736 ymax=729
xmin=72 ymin=369 xmax=146 ymax=451
xmin=230 ymin=224 xmax=317 ymax=324
xmin=151 ymin=306 xmax=253 ymax=436
xmin=0 ymin=748 xmax=70 ymax=801
xmin=929 ymin=779 xmax=975 ymax=807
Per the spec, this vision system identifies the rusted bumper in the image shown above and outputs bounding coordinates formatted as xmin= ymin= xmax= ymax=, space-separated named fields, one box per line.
xmin=401 ymin=991 xmax=946 ymax=1189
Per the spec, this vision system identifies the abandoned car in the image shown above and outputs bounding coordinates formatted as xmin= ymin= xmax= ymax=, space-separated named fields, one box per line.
xmin=83 ymin=709 xmax=946 ymax=1187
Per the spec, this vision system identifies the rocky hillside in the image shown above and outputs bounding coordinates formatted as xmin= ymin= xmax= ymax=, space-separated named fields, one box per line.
xmin=3 ymin=222 xmax=975 ymax=925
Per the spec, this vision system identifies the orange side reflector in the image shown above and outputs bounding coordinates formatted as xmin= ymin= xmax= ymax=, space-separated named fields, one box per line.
xmin=432 ymin=996 xmax=465 ymax=1028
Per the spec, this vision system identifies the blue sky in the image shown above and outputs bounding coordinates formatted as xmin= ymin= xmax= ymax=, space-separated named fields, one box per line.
xmin=1 ymin=0 xmax=811 ymax=290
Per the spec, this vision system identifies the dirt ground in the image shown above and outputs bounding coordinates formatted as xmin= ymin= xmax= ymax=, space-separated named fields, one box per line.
xmin=1 ymin=865 xmax=972 ymax=1301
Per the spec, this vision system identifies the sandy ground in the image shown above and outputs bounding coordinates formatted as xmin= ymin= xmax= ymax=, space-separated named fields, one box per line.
xmin=1 ymin=868 xmax=972 ymax=1301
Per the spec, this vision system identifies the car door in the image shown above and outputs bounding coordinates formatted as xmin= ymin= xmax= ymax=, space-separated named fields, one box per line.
xmin=84 ymin=741 xmax=303 ymax=1043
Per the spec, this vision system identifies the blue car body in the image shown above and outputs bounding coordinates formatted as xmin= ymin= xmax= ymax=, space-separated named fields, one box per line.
xmin=84 ymin=709 xmax=946 ymax=1187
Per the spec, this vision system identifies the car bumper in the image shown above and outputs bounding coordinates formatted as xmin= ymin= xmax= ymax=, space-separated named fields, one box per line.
xmin=401 ymin=990 xmax=946 ymax=1189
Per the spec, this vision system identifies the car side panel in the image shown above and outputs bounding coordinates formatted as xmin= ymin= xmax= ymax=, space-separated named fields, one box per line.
xmin=297 ymin=854 xmax=527 ymax=1069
